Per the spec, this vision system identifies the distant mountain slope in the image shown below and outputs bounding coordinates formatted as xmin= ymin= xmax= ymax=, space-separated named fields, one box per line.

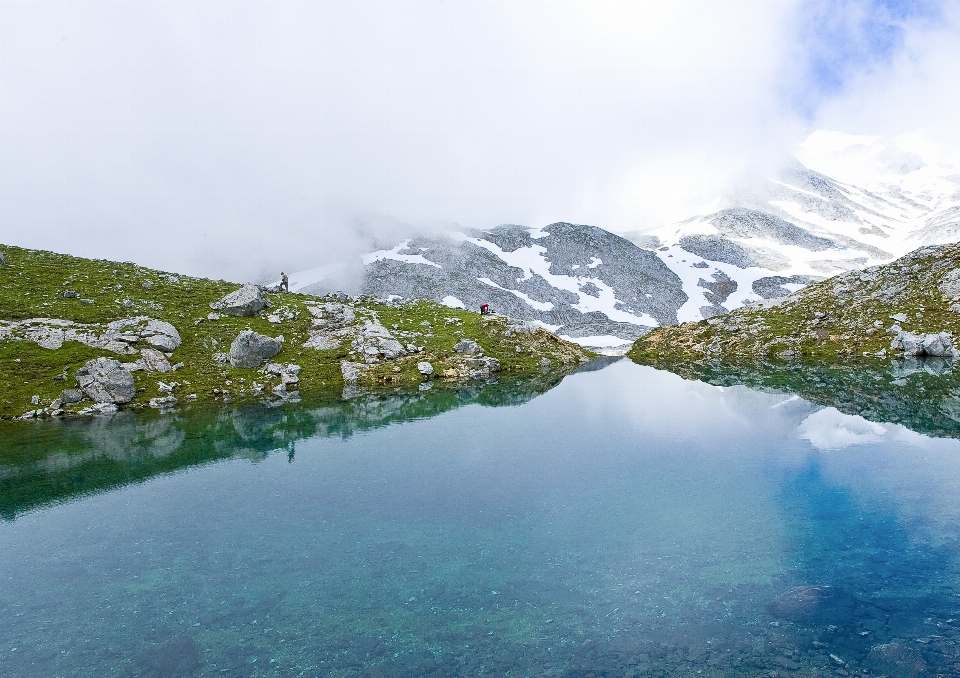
xmin=359 ymin=223 xmax=686 ymax=346
xmin=289 ymin=137 xmax=960 ymax=342
xmin=641 ymin=156 xmax=960 ymax=322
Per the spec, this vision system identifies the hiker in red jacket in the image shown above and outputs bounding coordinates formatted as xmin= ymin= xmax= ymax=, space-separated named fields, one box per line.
xmin=480 ymin=303 xmax=490 ymax=315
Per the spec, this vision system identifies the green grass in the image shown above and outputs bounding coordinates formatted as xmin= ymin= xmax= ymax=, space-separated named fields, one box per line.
xmin=0 ymin=244 xmax=594 ymax=419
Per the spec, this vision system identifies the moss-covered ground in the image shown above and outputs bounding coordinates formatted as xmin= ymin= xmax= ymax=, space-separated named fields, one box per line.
xmin=0 ymin=245 xmax=593 ymax=419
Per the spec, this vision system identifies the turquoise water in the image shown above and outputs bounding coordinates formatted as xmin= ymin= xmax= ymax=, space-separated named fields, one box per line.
xmin=3 ymin=359 xmax=960 ymax=676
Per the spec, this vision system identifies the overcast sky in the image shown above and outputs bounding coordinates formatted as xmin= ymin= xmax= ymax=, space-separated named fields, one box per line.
xmin=1 ymin=0 xmax=957 ymax=282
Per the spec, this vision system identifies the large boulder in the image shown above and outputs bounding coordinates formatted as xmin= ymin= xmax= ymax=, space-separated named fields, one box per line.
xmin=229 ymin=330 xmax=282 ymax=368
xmin=891 ymin=331 xmax=957 ymax=357
xmin=76 ymin=358 xmax=136 ymax=404
xmin=210 ymin=284 xmax=269 ymax=317
xmin=351 ymin=322 xmax=406 ymax=361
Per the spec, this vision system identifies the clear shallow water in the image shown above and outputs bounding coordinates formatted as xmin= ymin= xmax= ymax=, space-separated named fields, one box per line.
xmin=3 ymin=360 xmax=960 ymax=677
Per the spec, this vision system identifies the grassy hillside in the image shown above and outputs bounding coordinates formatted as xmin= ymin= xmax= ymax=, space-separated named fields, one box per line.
xmin=0 ymin=245 xmax=593 ymax=419
xmin=629 ymin=243 xmax=960 ymax=364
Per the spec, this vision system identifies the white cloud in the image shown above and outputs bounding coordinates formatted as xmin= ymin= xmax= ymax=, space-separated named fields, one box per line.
xmin=0 ymin=1 xmax=797 ymax=281
xmin=798 ymin=408 xmax=887 ymax=450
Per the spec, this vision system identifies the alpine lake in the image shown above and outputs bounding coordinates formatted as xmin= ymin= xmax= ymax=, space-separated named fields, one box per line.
xmin=4 ymin=356 xmax=960 ymax=678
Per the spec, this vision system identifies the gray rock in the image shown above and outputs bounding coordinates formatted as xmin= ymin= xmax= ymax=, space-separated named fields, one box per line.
xmin=0 ymin=250 xmax=4 ymax=266
xmin=865 ymin=643 xmax=928 ymax=678
xmin=142 ymin=280 xmax=153 ymax=290
xmin=60 ymin=388 xmax=83 ymax=404
xmin=940 ymin=268 xmax=960 ymax=299
xmin=340 ymin=361 xmax=367 ymax=385
xmin=76 ymin=357 xmax=136 ymax=404
xmin=149 ymin=395 xmax=178 ymax=408
xmin=417 ymin=361 xmax=434 ymax=376
xmin=63 ymin=290 xmax=78 ymax=298
xmin=142 ymin=319 xmax=181 ymax=350
xmin=139 ymin=348 xmax=173 ymax=373
xmin=465 ymin=356 xmax=501 ymax=377
xmin=453 ymin=339 xmax=482 ymax=355
xmin=229 ymin=330 xmax=282 ymax=368
xmin=698 ymin=271 xmax=738 ymax=307
xmin=751 ymin=275 xmax=821 ymax=299
xmin=890 ymin=330 xmax=957 ymax=357
xmin=210 ymin=283 xmax=269 ymax=317
xmin=307 ymin=302 xmax=355 ymax=329
xmin=504 ymin=320 xmax=538 ymax=337
xmin=539 ymin=358 xmax=553 ymax=369
xmin=145 ymin=333 xmax=179 ymax=352
xmin=890 ymin=312 xmax=908 ymax=322
xmin=352 ymin=322 xmax=406 ymax=361
xmin=30 ymin=395 xmax=40 ymax=405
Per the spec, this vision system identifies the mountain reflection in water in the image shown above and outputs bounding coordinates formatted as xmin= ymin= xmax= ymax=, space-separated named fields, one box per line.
xmin=637 ymin=355 xmax=960 ymax=439
xmin=4 ymin=359 xmax=960 ymax=677
xmin=0 ymin=365 xmax=595 ymax=521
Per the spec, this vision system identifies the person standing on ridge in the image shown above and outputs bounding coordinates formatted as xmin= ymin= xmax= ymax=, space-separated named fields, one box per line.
xmin=480 ymin=303 xmax=489 ymax=315
xmin=280 ymin=271 xmax=289 ymax=293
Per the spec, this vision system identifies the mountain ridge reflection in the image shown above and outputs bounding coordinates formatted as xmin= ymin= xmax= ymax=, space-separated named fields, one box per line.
xmin=638 ymin=355 xmax=960 ymax=439
xmin=0 ymin=365 xmax=597 ymax=520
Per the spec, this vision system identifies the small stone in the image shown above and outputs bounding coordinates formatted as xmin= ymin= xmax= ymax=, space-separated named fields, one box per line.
xmin=142 ymin=280 xmax=153 ymax=290
xmin=122 ymin=299 xmax=133 ymax=308
xmin=207 ymin=312 xmax=221 ymax=321
xmin=79 ymin=298 xmax=94 ymax=304
xmin=63 ymin=290 xmax=78 ymax=298
xmin=417 ymin=361 xmax=434 ymax=376
xmin=539 ymin=358 xmax=553 ymax=368
xmin=148 ymin=395 xmax=178 ymax=408
xmin=30 ymin=395 xmax=40 ymax=405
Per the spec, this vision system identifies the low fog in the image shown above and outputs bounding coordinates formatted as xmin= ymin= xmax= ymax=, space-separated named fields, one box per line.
xmin=1 ymin=0 xmax=957 ymax=285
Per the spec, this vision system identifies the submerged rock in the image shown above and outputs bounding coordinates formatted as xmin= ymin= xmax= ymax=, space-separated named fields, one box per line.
xmin=229 ymin=330 xmax=282 ymax=368
xmin=866 ymin=642 xmax=928 ymax=678
xmin=76 ymin=357 xmax=136 ymax=404
xmin=128 ymin=635 xmax=200 ymax=678
xmin=766 ymin=585 xmax=848 ymax=622
xmin=210 ymin=283 xmax=269 ymax=317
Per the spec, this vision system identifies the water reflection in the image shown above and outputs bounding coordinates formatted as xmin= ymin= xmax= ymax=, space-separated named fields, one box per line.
xmin=2 ymin=360 xmax=960 ymax=677
xmin=633 ymin=355 xmax=960 ymax=438
xmin=0 ymin=366 xmax=585 ymax=520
